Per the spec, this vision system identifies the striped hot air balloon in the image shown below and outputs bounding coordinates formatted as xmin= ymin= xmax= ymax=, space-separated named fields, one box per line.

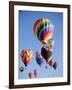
xmin=33 ymin=18 xmax=54 ymax=45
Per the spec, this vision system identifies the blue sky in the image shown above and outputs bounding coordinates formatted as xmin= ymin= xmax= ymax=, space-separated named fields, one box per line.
xmin=18 ymin=10 xmax=63 ymax=79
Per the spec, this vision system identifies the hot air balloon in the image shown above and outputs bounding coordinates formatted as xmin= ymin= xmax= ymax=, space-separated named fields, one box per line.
xmin=33 ymin=18 xmax=54 ymax=45
xmin=28 ymin=72 xmax=33 ymax=78
xmin=41 ymin=47 xmax=52 ymax=62
xmin=41 ymin=46 xmax=57 ymax=69
xmin=35 ymin=51 xmax=44 ymax=66
xmin=53 ymin=61 xmax=57 ymax=70
xmin=20 ymin=49 xmax=33 ymax=67
xmin=47 ymin=39 xmax=54 ymax=47
xmin=34 ymin=69 xmax=39 ymax=77
xmin=19 ymin=66 xmax=24 ymax=72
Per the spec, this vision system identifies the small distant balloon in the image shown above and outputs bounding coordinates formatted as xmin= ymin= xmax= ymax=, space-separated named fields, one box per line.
xmin=34 ymin=69 xmax=39 ymax=77
xmin=19 ymin=66 xmax=24 ymax=72
xmin=47 ymin=39 xmax=54 ymax=47
xmin=48 ymin=60 xmax=57 ymax=70
xmin=20 ymin=49 xmax=33 ymax=67
xmin=28 ymin=72 xmax=33 ymax=78
xmin=53 ymin=61 xmax=57 ymax=70
xmin=36 ymin=51 xmax=44 ymax=66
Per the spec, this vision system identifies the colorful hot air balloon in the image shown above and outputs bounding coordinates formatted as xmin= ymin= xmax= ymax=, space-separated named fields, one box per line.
xmin=33 ymin=18 xmax=54 ymax=44
xmin=34 ymin=69 xmax=39 ymax=77
xmin=20 ymin=49 xmax=33 ymax=67
xmin=35 ymin=51 xmax=44 ymax=66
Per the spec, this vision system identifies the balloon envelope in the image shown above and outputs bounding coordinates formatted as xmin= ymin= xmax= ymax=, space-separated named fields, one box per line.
xmin=41 ymin=47 xmax=52 ymax=62
xmin=20 ymin=49 xmax=33 ymax=66
xmin=19 ymin=66 xmax=24 ymax=72
xmin=53 ymin=61 xmax=57 ymax=70
xmin=34 ymin=69 xmax=39 ymax=77
xmin=28 ymin=72 xmax=33 ymax=78
xmin=33 ymin=18 xmax=54 ymax=44
xmin=36 ymin=51 xmax=43 ymax=66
